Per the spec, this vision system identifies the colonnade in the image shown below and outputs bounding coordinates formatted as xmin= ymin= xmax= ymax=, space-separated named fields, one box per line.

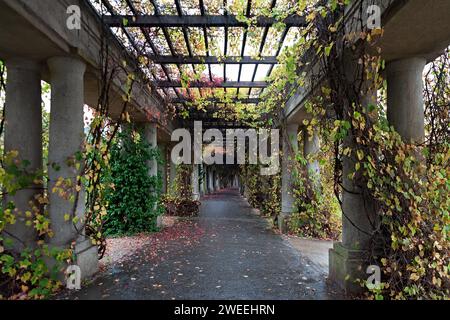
xmin=3 ymin=56 xmax=98 ymax=278
xmin=280 ymin=56 xmax=427 ymax=293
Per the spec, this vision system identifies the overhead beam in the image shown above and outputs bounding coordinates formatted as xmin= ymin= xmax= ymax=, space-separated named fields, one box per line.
xmin=156 ymin=81 xmax=269 ymax=88
xmin=149 ymin=55 xmax=278 ymax=64
xmin=104 ymin=15 xmax=306 ymax=28
xmin=171 ymin=98 xmax=260 ymax=104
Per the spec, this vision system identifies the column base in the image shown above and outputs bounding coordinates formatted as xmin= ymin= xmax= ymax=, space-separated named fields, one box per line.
xmin=328 ymin=242 xmax=369 ymax=294
xmin=46 ymin=238 xmax=98 ymax=282
xmin=74 ymin=238 xmax=99 ymax=280
xmin=278 ymin=213 xmax=291 ymax=234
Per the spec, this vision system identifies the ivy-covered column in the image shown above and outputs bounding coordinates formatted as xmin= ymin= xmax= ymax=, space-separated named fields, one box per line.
xmin=47 ymin=56 xmax=98 ymax=279
xmin=387 ymin=57 xmax=426 ymax=143
xmin=280 ymin=123 xmax=299 ymax=233
xmin=329 ymin=54 xmax=378 ymax=294
xmin=3 ymin=59 xmax=42 ymax=251
xmin=303 ymin=128 xmax=321 ymax=189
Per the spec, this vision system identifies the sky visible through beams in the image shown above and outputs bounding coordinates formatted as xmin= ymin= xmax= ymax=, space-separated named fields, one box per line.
xmin=87 ymin=0 xmax=302 ymax=105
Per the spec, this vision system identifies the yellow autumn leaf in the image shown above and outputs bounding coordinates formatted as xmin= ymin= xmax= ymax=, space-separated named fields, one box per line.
xmin=306 ymin=11 xmax=316 ymax=22
xmin=410 ymin=273 xmax=420 ymax=281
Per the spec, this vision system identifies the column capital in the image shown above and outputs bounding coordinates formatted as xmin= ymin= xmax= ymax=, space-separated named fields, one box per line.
xmin=386 ymin=57 xmax=427 ymax=75
xmin=387 ymin=56 xmax=426 ymax=143
xmin=47 ymin=56 xmax=86 ymax=76
xmin=6 ymin=58 xmax=42 ymax=72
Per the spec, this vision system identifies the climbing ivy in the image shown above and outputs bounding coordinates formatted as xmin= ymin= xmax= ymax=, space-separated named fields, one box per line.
xmin=0 ymin=25 xmax=160 ymax=298
xmin=103 ymin=125 xmax=163 ymax=236
xmin=0 ymin=61 xmax=73 ymax=299
xmin=240 ymin=165 xmax=281 ymax=222
xmin=289 ymin=118 xmax=342 ymax=240
xmin=162 ymin=164 xmax=202 ymax=217
xmin=254 ymin=1 xmax=449 ymax=299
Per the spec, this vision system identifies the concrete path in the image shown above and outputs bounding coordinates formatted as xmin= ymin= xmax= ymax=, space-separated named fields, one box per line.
xmin=61 ymin=189 xmax=339 ymax=300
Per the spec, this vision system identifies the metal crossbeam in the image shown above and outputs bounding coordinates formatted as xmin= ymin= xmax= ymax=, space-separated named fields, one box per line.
xmin=156 ymin=81 xmax=268 ymax=88
xmin=104 ymin=15 xmax=306 ymax=28
xmin=171 ymin=98 xmax=260 ymax=104
xmin=93 ymin=0 xmax=310 ymax=111
xmin=149 ymin=55 xmax=277 ymax=64
xmin=249 ymin=0 xmax=278 ymax=97
xmin=236 ymin=0 xmax=253 ymax=96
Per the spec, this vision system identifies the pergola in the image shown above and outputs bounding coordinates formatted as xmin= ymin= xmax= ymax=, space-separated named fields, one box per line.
xmin=88 ymin=0 xmax=305 ymax=125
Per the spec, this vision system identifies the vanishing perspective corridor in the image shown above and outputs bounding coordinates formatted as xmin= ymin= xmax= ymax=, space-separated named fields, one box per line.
xmin=62 ymin=189 xmax=336 ymax=300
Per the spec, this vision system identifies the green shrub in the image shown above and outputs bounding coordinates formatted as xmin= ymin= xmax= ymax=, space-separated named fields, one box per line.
xmin=103 ymin=126 xmax=163 ymax=236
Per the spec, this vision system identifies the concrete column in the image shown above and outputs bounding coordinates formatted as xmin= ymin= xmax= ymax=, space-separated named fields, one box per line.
xmin=3 ymin=59 xmax=42 ymax=251
xmin=192 ymin=164 xmax=200 ymax=201
xmin=387 ymin=57 xmax=426 ymax=143
xmin=303 ymin=128 xmax=321 ymax=188
xmin=329 ymin=53 xmax=379 ymax=293
xmin=329 ymin=133 xmax=378 ymax=293
xmin=144 ymin=122 xmax=158 ymax=177
xmin=47 ymin=56 xmax=97 ymax=278
xmin=280 ymin=123 xmax=299 ymax=232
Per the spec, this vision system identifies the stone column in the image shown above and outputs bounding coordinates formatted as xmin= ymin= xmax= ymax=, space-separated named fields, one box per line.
xmin=280 ymin=123 xmax=299 ymax=233
xmin=3 ymin=59 xmax=42 ymax=251
xmin=192 ymin=164 xmax=200 ymax=201
xmin=303 ymin=128 xmax=321 ymax=188
xmin=387 ymin=57 xmax=426 ymax=143
xmin=47 ymin=56 xmax=97 ymax=278
xmin=329 ymin=53 xmax=379 ymax=293
xmin=144 ymin=123 xmax=160 ymax=226
xmin=144 ymin=122 xmax=158 ymax=177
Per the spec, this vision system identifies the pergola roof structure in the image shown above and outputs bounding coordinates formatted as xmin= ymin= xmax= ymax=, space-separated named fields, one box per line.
xmin=88 ymin=0 xmax=305 ymax=123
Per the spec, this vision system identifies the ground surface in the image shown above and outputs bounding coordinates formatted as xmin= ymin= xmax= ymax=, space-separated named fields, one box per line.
xmin=59 ymin=189 xmax=340 ymax=300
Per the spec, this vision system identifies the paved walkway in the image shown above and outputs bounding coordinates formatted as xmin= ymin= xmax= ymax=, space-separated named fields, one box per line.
xmin=61 ymin=189 xmax=338 ymax=300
